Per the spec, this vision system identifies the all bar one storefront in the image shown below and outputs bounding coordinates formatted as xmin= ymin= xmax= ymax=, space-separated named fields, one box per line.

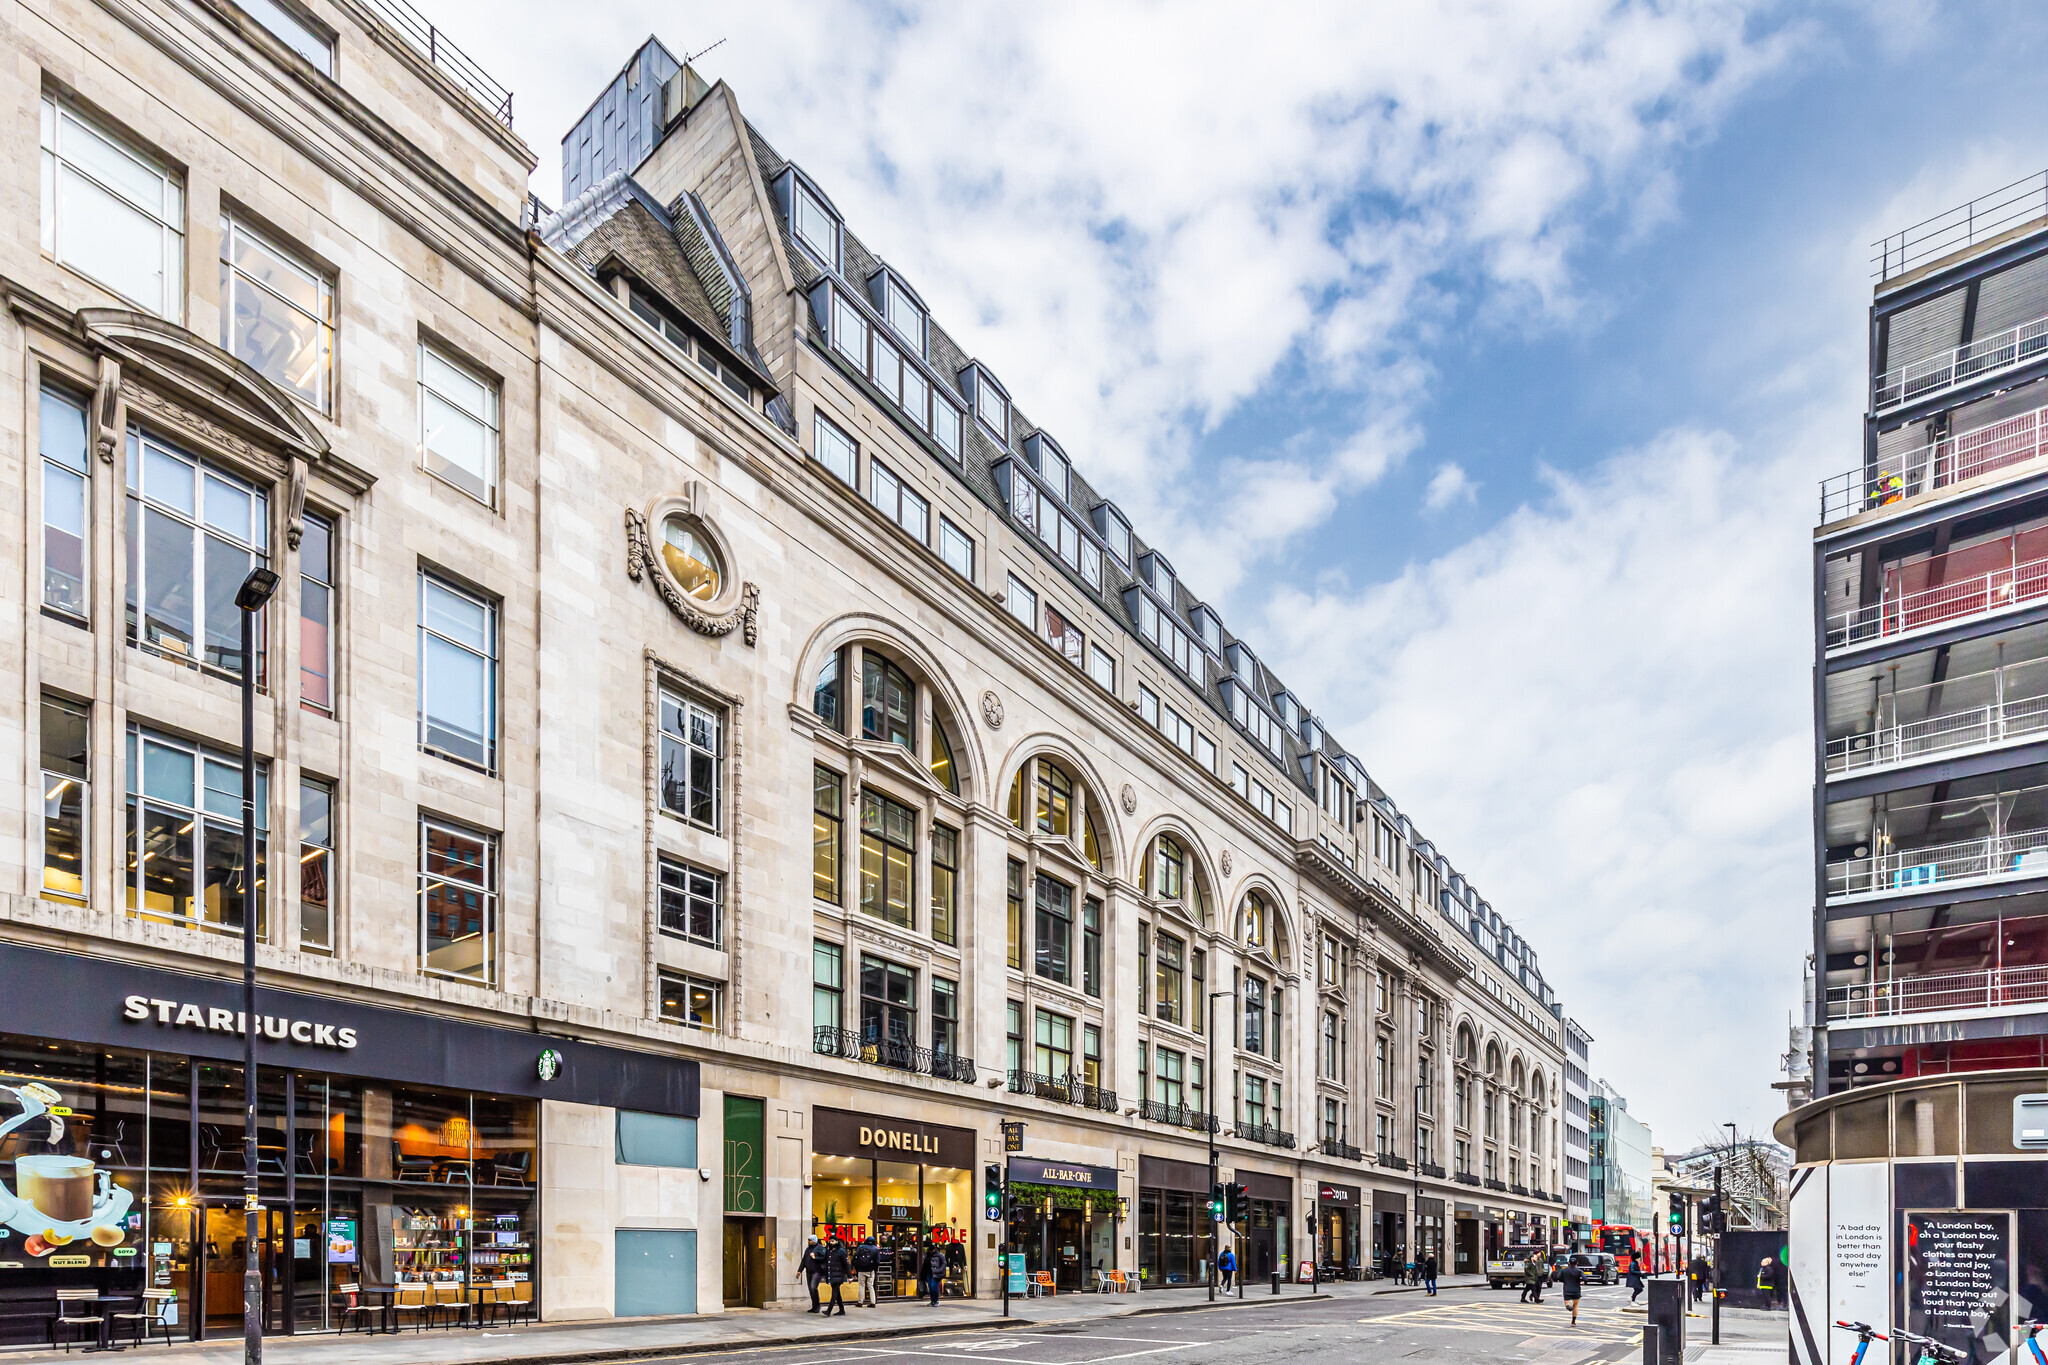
xmin=0 ymin=943 xmax=698 ymax=1342
xmin=1005 ymin=1157 xmax=1119 ymax=1293
xmin=809 ymin=1108 xmax=976 ymax=1298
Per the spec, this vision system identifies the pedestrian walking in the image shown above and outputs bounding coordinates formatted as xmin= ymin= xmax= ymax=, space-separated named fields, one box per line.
xmin=824 ymin=1238 xmax=850 ymax=1316
xmin=800 ymin=1237 xmax=827 ymax=1313
xmin=854 ymin=1236 xmax=878 ymax=1306
xmin=1626 ymin=1258 xmax=1645 ymax=1304
xmin=1688 ymin=1253 xmax=1710 ymax=1305
xmin=1556 ymin=1259 xmax=1585 ymax=1326
xmin=1218 ymin=1245 xmax=1237 ymax=1293
xmin=925 ymin=1239 xmax=946 ymax=1306
xmin=1758 ymin=1257 xmax=1782 ymax=1309
xmin=1520 ymin=1253 xmax=1544 ymax=1304
xmin=1423 ymin=1253 xmax=1439 ymax=1296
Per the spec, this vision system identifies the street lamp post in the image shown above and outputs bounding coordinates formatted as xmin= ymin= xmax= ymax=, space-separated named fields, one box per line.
xmin=1205 ymin=988 xmax=1231 ymax=1303
xmin=1413 ymin=1079 xmax=1426 ymax=1279
xmin=235 ymin=566 xmax=279 ymax=1365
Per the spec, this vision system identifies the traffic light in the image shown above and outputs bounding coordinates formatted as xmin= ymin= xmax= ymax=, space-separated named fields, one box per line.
xmin=1699 ymin=1195 xmax=1725 ymax=1234
xmin=1226 ymin=1182 xmax=1250 ymax=1221
xmin=1668 ymin=1192 xmax=1686 ymax=1234
xmin=984 ymin=1164 xmax=1003 ymax=1222
xmin=1208 ymin=1183 xmax=1226 ymax=1222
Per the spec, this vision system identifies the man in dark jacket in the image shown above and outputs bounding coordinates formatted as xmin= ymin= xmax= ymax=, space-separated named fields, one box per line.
xmin=853 ymin=1237 xmax=879 ymax=1307
xmin=1688 ymin=1254 xmax=1710 ymax=1305
xmin=800 ymin=1238 xmax=827 ymax=1313
xmin=1423 ymin=1253 xmax=1439 ymax=1295
xmin=824 ymin=1239 xmax=851 ymax=1316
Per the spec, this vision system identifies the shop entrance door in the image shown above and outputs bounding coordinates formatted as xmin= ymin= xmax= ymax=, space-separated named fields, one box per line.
xmin=200 ymin=1205 xmax=290 ymax=1336
xmin=1048 ymin=1208 xmax=1085 ymax=1291
xmin=1455 ymin=1218 xmax=1479 ymax=1274
xmin=875 ymin=1219 xmax=920 ymax=1299
xmin=1245 ymin=1202 xmax=1277 ymax=1281
xmin=722 ymin=1217 xmax=773 ymax=1308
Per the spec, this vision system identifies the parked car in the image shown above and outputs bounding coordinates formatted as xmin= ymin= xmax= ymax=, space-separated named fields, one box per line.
xmin=1565 ymin=1251 xmax=1619 ymax=1285
xmin=1485 ymin=1244 xmax=1547 ymax=1289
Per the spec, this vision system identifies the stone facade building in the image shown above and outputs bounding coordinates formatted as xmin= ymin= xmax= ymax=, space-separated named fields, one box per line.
xmin=0 ymin=4 xmax=1568 ymax=1330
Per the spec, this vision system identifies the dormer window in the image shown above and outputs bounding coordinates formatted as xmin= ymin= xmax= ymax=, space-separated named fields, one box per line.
xmin=961 ymin=363 xmax=1009 ymax=444
xmin=1190 ymin=605 xmax=1223 ymax=653
xmin=933 ymin=399 xmax=962 ymax=460
xmin=1092 ymin=504 xmax=1131 ymax=565
xmin=788 ymin=173 xmax=841 ymax=271
xmin=1026 ymin=434 xmax=1070 ymax=503
xmin=875 ymin=271 xmax=928 ymax=358
xmin=1139 ymin=551 xmax=1175 ymax=603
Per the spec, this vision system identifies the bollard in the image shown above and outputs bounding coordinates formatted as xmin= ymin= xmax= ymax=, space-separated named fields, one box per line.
xmin=1270 ymin=1270 xmax=1281 ymax=1294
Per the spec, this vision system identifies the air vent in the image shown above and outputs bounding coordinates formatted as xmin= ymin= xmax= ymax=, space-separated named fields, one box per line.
xmin=2016 ymin=1094 xmax=2048 ymax=1150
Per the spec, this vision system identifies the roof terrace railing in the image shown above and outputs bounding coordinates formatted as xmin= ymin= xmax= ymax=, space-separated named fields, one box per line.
xmin=1873 ymin=314 xmax=2048 ymax=413
xmin=1826 ymin=655 xmax=2048 ymax=776
xmin=1826 ymin=824 xmax=2048 ymax=901
xmin=1873 ymin=171 xmax=2048 ymax=283
xmin=1819 ymin=399 xmax=2048 ymax=522
xmin=1826 ymin=964 xmax=2048 ymax=1021
xmin=358 ymin=0 xmax=514 ymax=128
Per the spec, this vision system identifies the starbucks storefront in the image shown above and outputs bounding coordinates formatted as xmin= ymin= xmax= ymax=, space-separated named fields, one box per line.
xmin=0 ymin=942 xmax=699 ymax=1342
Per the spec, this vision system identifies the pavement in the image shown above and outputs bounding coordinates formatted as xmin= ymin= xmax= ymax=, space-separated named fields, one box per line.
xmin=1 ymin=1281 xmax=1790 ymax=1365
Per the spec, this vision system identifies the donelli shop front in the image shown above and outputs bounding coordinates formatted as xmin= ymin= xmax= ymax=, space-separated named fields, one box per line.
xmin=0 ymin=942 xmax=698 ymax=1341
xmin=809 ymin=1108 xmax=976 ymax=1298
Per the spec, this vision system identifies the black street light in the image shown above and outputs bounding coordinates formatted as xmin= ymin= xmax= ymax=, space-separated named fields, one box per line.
xmin=1205 ymin=988 xmax=1232 ymax=1303
xmin=235 ymin=565 xmax=278 ymax=1365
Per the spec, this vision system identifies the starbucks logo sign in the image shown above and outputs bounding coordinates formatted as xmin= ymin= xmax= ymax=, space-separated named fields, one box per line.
xmin=536 ymin=1049 xmax=564 ymax=1081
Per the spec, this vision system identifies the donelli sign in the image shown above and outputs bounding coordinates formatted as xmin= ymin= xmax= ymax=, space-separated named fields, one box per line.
xmin=813 ymin=1106 xmax=975 ymax=1167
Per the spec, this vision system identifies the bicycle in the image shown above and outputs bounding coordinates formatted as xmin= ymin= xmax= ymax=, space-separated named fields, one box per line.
xmin=2023 ymin=1320 xmax=2045 ymax=1365
xmin=1890 ymin=1328 xmax=1968 ymax=1365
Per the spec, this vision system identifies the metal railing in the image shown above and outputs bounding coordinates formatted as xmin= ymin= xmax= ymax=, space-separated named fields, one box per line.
xmin=1483 ymin=1178 xmax=1508 ymax=1192
xmin=1319 ymin=1138 xmax=1362 ymax=1161
xmin=1873 ymin=171 xmax=2048 ymax=282
xmin=1874 ymin=315 xmax=2048 ymax=413
xmin=359 ymin=0 xmax=515 ymax=127
xmin=1418 ymin=1162 xmax=1447 ymax=1179
xmin=812 ymin=1027 xmax=975 ymax=1084
xmin=1140 ymin=1100 xmax=1219 ymax=1132
xmin=1826 ymin=824 xmax=2048 ymax=899
xmin=1232 ymin=1121 xmax=1295 ymax=1148
xmin=1821 ymin=399 xmax=2048 ymax=522
xmin=1377 ymin=1152 xmax=1410 ymax=1171
xmin=1827 ymin=656 xmax=2048 ymax=774
xmin=1007 ymin=1070 xmax=1117 ymax=1113
xmin=1826 ymin=964 xmax=2048 ymax=1020
xmin=1827 ymin=550 xmax=2048 ymax=647
xmin=1454 ymin=1172 xmax=1481 ymax=1187
xmin=1509 ymin=1183 xmax=1529 ymax=1196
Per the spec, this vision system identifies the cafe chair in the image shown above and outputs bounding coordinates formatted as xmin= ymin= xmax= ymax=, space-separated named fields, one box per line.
xmin=430 ymin=1282 xmax=469 ymax=1329
xmin=334 ymin=1283 xmax=377 ymax=1334
xmin=391 ymin=1142 xmax=436 ymax=1182
xmin=491 ymin=1280 xmax=534 ymax=1326
xmin=112 ymin=1288 xmax=177 ymax=1348
xmin=50 ymin=1289 xmax=105 ymax=1352
xmin=390 ymin=1285 xmax=435 ymax=1332
xmin=490 ymin=1150 xmax=532 ymax=1186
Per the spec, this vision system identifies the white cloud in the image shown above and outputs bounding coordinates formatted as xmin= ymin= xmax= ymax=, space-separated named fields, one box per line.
xmin=1423 ymin=462 xmax=1479 ymax=511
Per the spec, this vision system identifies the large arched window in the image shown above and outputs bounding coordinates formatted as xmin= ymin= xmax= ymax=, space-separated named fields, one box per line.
xmin=1137 ymin=833 xmax=1211 ymax=925
xmin=812 ymin=644 xmax=962 ymax=794
xmin=861 ymin=654 xmax=915 ymax=750
xmin=1005 ymin=758 xmax=1103 ymax=869
xmin=1239 ymin=890 xmax=1270 ymax=949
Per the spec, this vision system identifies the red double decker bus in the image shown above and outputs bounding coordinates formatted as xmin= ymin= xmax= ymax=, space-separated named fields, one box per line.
xmin=1595 ymin=1223 xmax=1644 ymax=1272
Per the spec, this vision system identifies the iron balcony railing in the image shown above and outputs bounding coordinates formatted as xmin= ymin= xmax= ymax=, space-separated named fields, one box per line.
xmin=1455 ymin=1172 xmax=1481 ymax=1187
xmin=1510 ymin=1183 xmax=1529 ymax=1196
xmin=1827 ymin=656 xmax=2048 ymax=775
xmin=1873 ymin=171 xmax=2048 ymax=282
xmin=1233 ymin=1121 xmax=1295 ymax=1148
xmin=1377 ymin=1152 xmax=1410 ymax=1172
xmin=1826 ymin=825 xmax=2048 ymax=900
xmin=1826 ymin=965 xmax=2048 ymax=1021
xmin=1140 ymin=1100 xmax=1219 ymax=1132
xmin=1820 ymin=399 xmax=2048 ymax=523
xmin=1827 ymin=550 xmax=2048 ymax=647
xmin=1320 ymin=1138 xmax=1362 ymax=1161
xmin=1484 ymin=1178 xmax=1508 ymax=1192
xmin=1418 ymin=1162 xmax=1447 ymax=1179
xmin=1007 ymin=1070 xmax=1118 ymax=1113
xmin=812 ymin=1027 xmax=975 ymax=1084
xmin=359 ymin=0 xmax=515 ymax=127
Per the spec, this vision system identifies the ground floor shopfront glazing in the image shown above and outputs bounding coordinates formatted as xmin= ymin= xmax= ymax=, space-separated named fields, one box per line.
xmin=808 ymin=1108 xmax=974 ymax=1298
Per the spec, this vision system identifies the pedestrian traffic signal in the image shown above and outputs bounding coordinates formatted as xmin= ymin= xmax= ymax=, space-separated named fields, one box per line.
xmin=984 ymin=1165 xmax=1003 ymax=1222
xmin=1226 ymin=1182 xmax=1250 ymax=1221
xmin=1208 ymin=1183 xmax=1226 ymax=1221
xmin=1668 ymin=1192 xmax=1686 ymax=1233
xmin=1699 ymin=1195 xmax=1725 ymax=1234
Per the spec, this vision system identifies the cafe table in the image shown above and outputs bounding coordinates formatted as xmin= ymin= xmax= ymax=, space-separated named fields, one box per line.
xmin=353 ymin=1285 xmax=400 ymax=1334
xmin=85 ymin=1294 xmax=136 ymax=1352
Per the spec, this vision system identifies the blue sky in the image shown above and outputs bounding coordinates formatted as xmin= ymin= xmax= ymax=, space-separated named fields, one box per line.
xmin=438 ymin=0 xmax=2048 ymax=1144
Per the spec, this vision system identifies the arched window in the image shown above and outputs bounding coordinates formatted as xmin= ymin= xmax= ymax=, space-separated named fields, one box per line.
xmin=929 ymin=715 xmax=958 ymax=795
xmin=812 ymin=653 xmax=841 ymax=730
xmin=1511 ymin=1059 xmax=1525 ymax=1092
xmin=1006 ymin=757 xmax=1103 ymax=870
xmin=1485 ymin=1041 xmax=1502 ymax=1078
xmin=1456 ymin=1025 xmax=1477 ymax=1066
xmin=861 ymin=654 xmax=915 ymax=751
xmin=1240 ymin=890 xmax=1269 ymax=948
